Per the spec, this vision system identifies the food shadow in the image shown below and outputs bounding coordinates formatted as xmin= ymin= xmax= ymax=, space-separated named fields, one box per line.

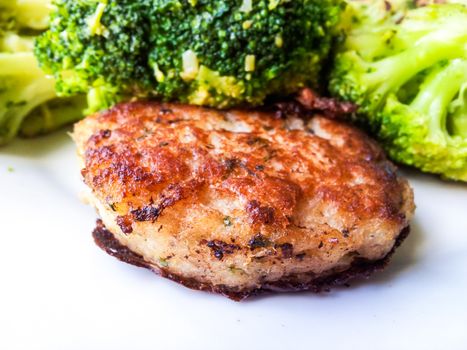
xmin=1 ymin=127 xmax=72 ymax=158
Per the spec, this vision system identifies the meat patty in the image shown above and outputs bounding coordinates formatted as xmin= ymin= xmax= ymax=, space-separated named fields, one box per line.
xmin=73 ymin=102 xmax=415 ymax=300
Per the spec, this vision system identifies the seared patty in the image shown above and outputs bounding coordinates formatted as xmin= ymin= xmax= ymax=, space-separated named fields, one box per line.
xmin=73 ymin=102 xmax=414 ymax=300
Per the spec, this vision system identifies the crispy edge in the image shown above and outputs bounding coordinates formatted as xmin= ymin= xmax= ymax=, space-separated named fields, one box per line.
xmin=92 ymin=219 xmax=410 ymax=301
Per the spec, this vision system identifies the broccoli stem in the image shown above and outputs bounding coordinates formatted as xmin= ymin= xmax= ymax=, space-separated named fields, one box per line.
xmin=0 ymin=76 xmax=56 ymax=144
xmin=0 ymin=33 xmax=36 ymax=52
xmin=365 ymin=31 xmax=467 ymax=108
xmin=19 ymin=96 xmax=87 ymax=137
xmin=0 ymin=53 xmax=57 ymax=144
xmin=0 ymin=52 xmax=43 ymax=75
xmin=7 ymin=0 xmax=52 ymax=30
xmin=331 ymin=2 xmax=467 ymax=181
xmin=0 ymin=0 xmax=85 ymax=145
xmin=449 ymin=82 xmax=467 ymax=137
xmin=411 ymin=59 xmax=467 ymax=138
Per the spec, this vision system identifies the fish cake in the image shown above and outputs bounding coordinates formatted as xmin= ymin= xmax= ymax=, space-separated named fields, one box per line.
xmin=73 ymin=102 xmax=414 ymax=300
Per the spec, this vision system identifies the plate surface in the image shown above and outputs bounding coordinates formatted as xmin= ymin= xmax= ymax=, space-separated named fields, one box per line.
xmin=1 ymin=130 xmax=466 ymax=350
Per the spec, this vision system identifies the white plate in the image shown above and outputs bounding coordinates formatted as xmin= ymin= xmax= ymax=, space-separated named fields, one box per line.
xmin=1 ymin=130 xmax=466 ymax=350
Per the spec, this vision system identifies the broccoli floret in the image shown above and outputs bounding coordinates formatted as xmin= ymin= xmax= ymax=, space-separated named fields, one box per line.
xmin=35 ymin=0 xmax=153 ymax=112
xmin=330 ymin=1 xmax=467 ymax=181
xmin=0 ymin=0 xmax=85 ymax=145
xmin=35 ymin=0 xmax=343 ymax=111
xmin=149 ymin=0 xmax=342 ymax=107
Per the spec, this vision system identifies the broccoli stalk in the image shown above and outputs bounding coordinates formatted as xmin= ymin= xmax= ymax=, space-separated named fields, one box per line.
xmin=0 ymin=0 xmax=52 ymax=30
xmin=0 ymin=52 xmax=56 ymax=144
xmin=19 ymin=95 xmax=87 ymax=138
xmin=380 ymin=59 xmax=467 ymax=180
xmin=450 ymin=83 xmax=467 ymax=136
xmin=333 ymin=29 xmax=467 ymax=112
xmin=411 ymin=60 xmax=467 ymax=137
xmin=330 ymin=1 xmax=467 ymax=181
xmin=0 ymin=0 xmax=85 ymax=145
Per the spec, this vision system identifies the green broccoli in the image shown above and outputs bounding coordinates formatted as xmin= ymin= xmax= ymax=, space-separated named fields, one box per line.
xmin=0 ymin=0 xmax=51 ymax=31
xmin=330 ymin=1 xmax=467 ymax=181
xmin=35 ymin=0 xmax=153 ymax=113
xmin=35 ymin=0 xmax=343 ymax=111
xmin=0 ymin=0 xmax=85 ymax=145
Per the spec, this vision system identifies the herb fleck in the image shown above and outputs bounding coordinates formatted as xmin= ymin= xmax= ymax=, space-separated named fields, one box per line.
xmin=159 ymin=258 xmax=169 ymax=267
xmin=228 ymin=265 xmax=245 ymax=274
xmin=223 ymin=216 xmax=233 ymax=226
xmin=248 ymin=234 xmax=271 ymax=250
xmin=255 ymin=165 xmax=265 ymax=171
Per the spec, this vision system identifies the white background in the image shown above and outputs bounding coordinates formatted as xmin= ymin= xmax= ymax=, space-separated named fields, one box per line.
xmin=1 ymin=130 xmax=466 ymax=350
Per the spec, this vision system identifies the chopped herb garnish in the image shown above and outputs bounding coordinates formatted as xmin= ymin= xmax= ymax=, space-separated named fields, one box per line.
xmin=159 ymin=258 xmax=169 ymax=267
xmin=248 ymin=233 xmax=271 ymax=250
xmin=228 ymin=265 xmax=245 ymax=274
xmin=223 ymin=216 xmax=233 ymax=226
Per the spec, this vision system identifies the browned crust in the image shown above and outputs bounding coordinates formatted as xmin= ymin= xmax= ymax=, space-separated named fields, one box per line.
xmin=77 ymin=101 xmax=411 ymax=239
xmin=92 ymin=220 xmax=410 ymax=301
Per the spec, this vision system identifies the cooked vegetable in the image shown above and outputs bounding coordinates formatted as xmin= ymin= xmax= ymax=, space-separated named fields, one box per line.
xmin=330 ymin=1 xmax=467 ymax=181
xmin=0 ymin=0 xmax=85 ymax=145
xmin=35 ymin=0 xmax=343 ymax=111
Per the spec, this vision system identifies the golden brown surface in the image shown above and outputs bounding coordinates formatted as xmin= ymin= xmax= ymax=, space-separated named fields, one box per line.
xmin=74 ymin=102 xmax=414 ymax=295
